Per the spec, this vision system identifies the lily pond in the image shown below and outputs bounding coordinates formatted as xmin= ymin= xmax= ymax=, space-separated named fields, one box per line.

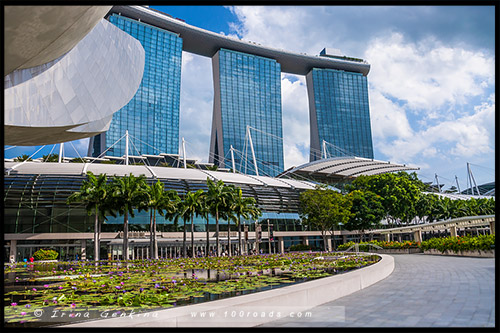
xmin=4 ymin=252 xmax=380 ymax=327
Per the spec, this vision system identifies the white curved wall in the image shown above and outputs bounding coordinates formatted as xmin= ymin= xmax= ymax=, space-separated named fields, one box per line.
xmin=4 ymin=6 xmax=112 ymax=76
xmin=4 ymin=19 xmax=145 ymax=146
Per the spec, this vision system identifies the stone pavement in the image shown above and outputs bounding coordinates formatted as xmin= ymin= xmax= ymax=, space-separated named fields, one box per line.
xmin=259 ymin=254 xmax=495 ymax=327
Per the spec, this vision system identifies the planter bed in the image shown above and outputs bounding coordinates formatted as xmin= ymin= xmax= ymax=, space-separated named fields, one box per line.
xmin=423 ymin=249 xmax=494 ymax=258
xmin=373 ymin=248 xmax=422 ymax=254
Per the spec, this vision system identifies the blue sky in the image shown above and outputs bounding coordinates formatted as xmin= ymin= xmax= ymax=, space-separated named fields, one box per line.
xmin=5 ymin=5 xmax=495 ymax=191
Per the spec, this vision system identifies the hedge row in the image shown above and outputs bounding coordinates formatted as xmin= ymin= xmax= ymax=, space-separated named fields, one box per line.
xmin=288 ymin=244 xmax=313 ymax=251
xmin=420 ymin=234 xmax=495 ymax=253
xmin=337 ymin=240 xmax=419 ymax=251
xmin=336 ymin=234 xmax=495 ymax=253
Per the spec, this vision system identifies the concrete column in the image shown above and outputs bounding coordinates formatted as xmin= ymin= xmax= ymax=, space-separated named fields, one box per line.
xmin=278 ymin=237 xmax=285 ymax=254
xmin=80 ymin=240 xmax=86 ymax=261
xmin=342 ymin=235 xmax=347 ymax=244
xmin=384 ymin=234 xmax=390 ymax=242
xmin=450 ymin=226 xmax=458 ymax=238
xmin=302 ymin=236 xmax=309 ymax=246
xmin=9 ymin=240 xmax=17 ymax=263
xmin=413 ymin=230 xmax=422 ymax=243
xmin=397 ymin=234 xmax=402 ymax=242
xmin=489 ymin=221 xmax=495 ymax=234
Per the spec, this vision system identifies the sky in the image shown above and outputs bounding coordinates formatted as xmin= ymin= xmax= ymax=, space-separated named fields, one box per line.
xmin=5 ymin=5 xmax=495 ymax=191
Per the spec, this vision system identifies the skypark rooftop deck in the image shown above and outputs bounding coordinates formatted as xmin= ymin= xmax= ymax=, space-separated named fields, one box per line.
xmin=108 ymin=5 xmax=370 ymax=76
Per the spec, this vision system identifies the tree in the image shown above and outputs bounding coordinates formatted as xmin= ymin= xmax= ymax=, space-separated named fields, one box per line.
xmin=415 ymin=193 xmax=438 ymax=224
xmin=178 ymin=190 xmax=205 ymax=258
xmin=246 ymin=204 xmax=262 ymax=254
xmin=230 ymin=187 xmax=260 ymax=255
xmin=67 ymin=171 xmax=110 ymax=262
xmin=223 ymin=184 xmax=237 ymax=256
xmin=430 ymin=197 xmax=452 ymax=221
xmin=108 ymin=173 xmax=148 ymax=260
xmin=163 ymin=190 xmax=182 ymax=254
xmin=42 ymin=154 xmax=59 ymax=162
xmin=144 ymin=180 xmax=171 ymax=259
xmin=205 ymin=178 xmax=233 ymax=256
xmin=345 ymin=190 xmax=385 ymax=242
xmin=205 ymin=165 xmax=219 ymax=171
xmin=299 ymin=186 xmax=352 ymax=251
xmin=201 ymin=194 xmax=211 ymax=257
xmin=69 ymin=157 xmax=86 ymax=163
xmin=14 ymin=154 xmax=32 ymax=162
xmin=444 ymin=185 xmax=459 ymax=194
xmin=346 ymin=172 xmax=424 ymax=226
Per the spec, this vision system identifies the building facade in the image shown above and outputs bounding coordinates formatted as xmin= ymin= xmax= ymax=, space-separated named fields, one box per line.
xmin=4 ymin=161 xmax=330 ymax=261
xmin=89 ymin=13 xmax=183 ymax=157
xmin=209 ymin=49 xmax=284 ymax=177
xmin=307 ymin=67 xmax=374 ymax=161
xmin=86 ymin=6 xmax=374 ymax=174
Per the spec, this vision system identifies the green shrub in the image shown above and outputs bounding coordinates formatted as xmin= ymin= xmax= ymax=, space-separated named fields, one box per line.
xmin=420 ymin=234 xmax=495 ymax=253
xmin=289 ymin=244 xmax=313 ymax=251
xmin=33 ymin=248 xmax=59 ymax=261
xmin=336 ymin=240 xmax=420 ymax=251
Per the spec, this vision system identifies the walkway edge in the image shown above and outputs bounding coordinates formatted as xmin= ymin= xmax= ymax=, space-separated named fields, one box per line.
xmin=62 ymin=254 xmax=395 ymax=327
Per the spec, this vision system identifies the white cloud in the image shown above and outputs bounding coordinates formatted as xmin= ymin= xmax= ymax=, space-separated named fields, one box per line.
xmin=365 ymin=33 xmax=494 ymax=115
xmin=227 ymin=6 xmax=316 ymax=54
xmin=172 ymin=6 xmax=495 ymax=186
xmin=178 ymin=52 xmax=214 ymax=163
xmin=364 ymin=31 xmax=495 ymax=171
xmin=369 ymin=89 xmax=413 ymax=140
xmin=376 ymin=95 xmax=494 ymax=163
xmin=281 ymin=75 xmax=309 ymax=168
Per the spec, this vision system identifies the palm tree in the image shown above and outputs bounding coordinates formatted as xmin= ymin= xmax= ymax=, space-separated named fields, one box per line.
xmin=248 ymin=205 xmax=262 ymax=254
xmin=205 ymin=178 xmax=233 ymax=256
xmin=202 ymin=196 xmax=211 ymax=257
xmin=108 ymin=173 xmax=148 ymax=260
xmin=14 ymin=154 xmax=32 ymax=162
xmin=163 ymin=190 xmax=181 ymax=256
xmin=144 ymin=180 xmax=169 ymax=259
xmin=67 ymin=171 xmax=110 ymax=262
xmin=231 ymin=187 xmax=261 ymax=255
xmin=42 ymin=153 xmax=59 ymax=162
xmin=69 ymin=157 xmax=86 ymax=163
xmin=224 ymin=185 xmax=237 ymax=256
xmin=178 ymin=190 xmax=205 ymax=258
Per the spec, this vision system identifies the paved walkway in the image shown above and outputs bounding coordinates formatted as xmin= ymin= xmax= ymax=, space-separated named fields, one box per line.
xmin=259 ymin=254 xmax=495 ymax=327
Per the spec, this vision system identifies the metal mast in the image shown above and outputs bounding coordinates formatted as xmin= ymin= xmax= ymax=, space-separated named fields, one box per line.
xmin=247 ymin=125 xmax=259 ymax=176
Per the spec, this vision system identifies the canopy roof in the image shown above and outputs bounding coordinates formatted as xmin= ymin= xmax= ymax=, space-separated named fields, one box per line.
xmin=279 ymin=156 xmax=419 ymax=183
xmin=4 ymin=161 xmax=315 ymax=190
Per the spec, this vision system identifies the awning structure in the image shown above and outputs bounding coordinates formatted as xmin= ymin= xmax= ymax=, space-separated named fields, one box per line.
xmin=279 ymin=156 xmax=419 ymax=183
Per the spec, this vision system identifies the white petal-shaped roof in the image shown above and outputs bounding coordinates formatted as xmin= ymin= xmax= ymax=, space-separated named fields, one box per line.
xmin=4 ymin=19 xmax=145 ymax=145
xmin=4 ymin=6 xmax=112 ymax=76
xmin=4 ymin=162 xmax=316 ymax=190
xmin=280 ymin=156 xmax=419 ymax=181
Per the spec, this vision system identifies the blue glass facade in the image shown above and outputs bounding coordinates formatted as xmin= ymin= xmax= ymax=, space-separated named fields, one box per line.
xmin=307 ymin=68 xmax=373 ymax=161
xmin=93 ymin=14 xmax=183 ymax=157
xmin=210 ymin=49 xmax=284 ymax=177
